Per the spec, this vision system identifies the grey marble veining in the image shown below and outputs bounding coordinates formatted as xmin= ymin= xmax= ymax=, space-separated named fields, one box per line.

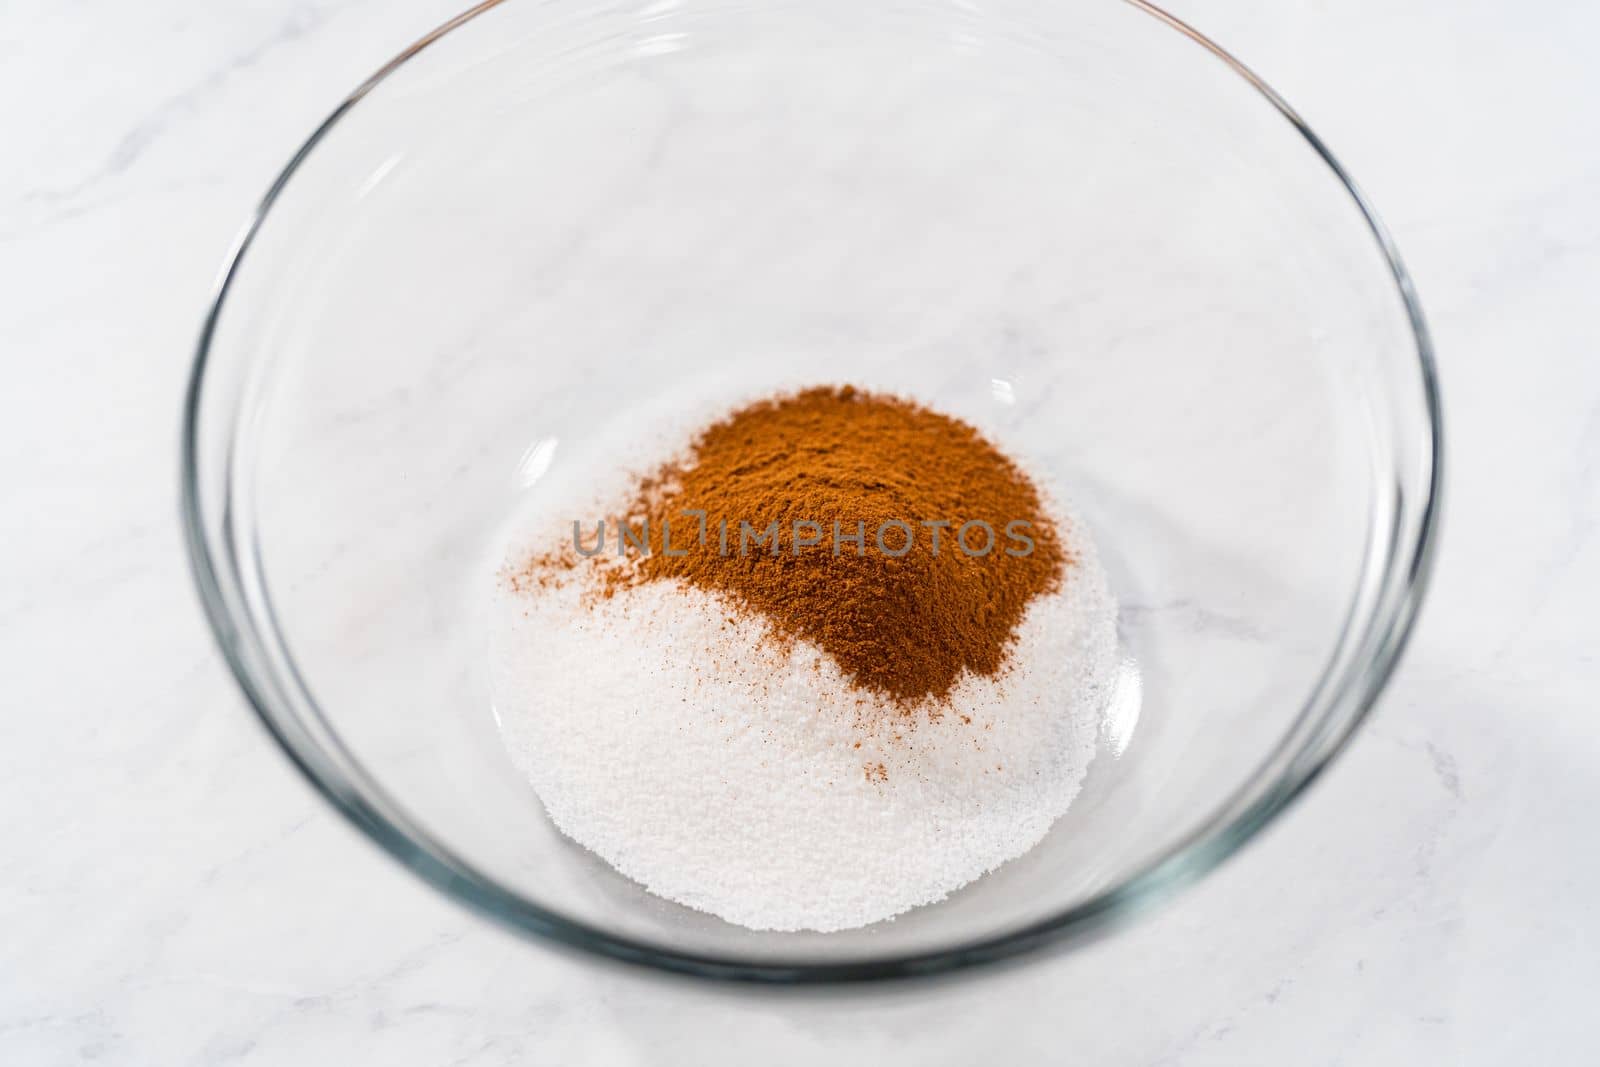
xmin=2 ymin=0 xmax=1596 ymax=1063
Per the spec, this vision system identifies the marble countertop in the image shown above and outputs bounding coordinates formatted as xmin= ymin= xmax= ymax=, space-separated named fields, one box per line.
xmin=4 ymin=0 xmax=1596 ymax=1062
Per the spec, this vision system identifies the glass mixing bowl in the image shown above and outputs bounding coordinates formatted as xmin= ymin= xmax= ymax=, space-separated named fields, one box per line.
xmin=182 ymin=0 xmax=1441 ymax=981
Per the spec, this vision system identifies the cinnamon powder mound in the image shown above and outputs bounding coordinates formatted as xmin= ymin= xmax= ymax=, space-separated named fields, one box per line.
xmin=592 ymin=385 xmax=1070 ymax=705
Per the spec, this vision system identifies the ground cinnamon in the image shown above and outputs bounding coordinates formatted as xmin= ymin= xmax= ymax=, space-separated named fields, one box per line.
xmin=538 ymin=385 xmax=1070 ymax=707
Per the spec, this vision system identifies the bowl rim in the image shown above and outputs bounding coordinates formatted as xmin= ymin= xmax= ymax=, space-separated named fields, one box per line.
xmin=180 ymin=0 xmax=1444 ymax=984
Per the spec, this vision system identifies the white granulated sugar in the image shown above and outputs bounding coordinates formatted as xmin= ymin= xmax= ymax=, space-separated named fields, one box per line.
xmin=488 ymin=401 xmax=1119 ymax=932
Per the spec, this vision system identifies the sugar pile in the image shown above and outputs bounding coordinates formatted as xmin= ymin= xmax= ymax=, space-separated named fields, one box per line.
xmin=488 ymin=406 xmax=1119 ymax=932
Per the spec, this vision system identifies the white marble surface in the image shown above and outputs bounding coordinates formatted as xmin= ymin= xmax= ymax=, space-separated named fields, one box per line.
xmin=2 ymin=0 xmax=1596 ymax=1062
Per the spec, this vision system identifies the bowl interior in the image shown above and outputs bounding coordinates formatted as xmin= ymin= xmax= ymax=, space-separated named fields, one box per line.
xmin=191 ymin=0 xmax=1435 ymax=972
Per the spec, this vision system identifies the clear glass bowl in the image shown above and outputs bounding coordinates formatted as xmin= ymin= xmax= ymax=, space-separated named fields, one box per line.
xmin=182 ymin=0 xmax=1441 ymax=981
